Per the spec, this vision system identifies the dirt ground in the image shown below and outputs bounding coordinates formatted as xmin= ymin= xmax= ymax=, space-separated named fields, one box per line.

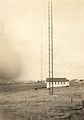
xmin=0 ymin=85 xmax=84 ymax=120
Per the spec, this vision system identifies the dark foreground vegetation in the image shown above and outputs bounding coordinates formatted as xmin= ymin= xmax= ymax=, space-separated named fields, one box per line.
xmin=0 ymin=83 xmax=84 ymax=120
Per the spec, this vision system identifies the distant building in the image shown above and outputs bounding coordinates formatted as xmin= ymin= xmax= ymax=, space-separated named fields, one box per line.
xmin=79 ymin=79 xmax=84 ymax=83
xmin=70 ymin=79 xmax=79 ymax=86
xmin=70 ymin=79 xmax=79 ymax=83
xmin=46 ymin=78 xmax=69 ymax=88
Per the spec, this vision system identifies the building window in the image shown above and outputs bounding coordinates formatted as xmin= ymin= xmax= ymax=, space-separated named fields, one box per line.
xmin=67 ymin=82 xmax=69 ymax=84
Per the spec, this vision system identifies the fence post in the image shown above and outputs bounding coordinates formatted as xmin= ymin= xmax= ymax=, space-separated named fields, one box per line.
xmin=82 ymin=99 xmax=84 ymax=110
xmin=71 ymin=97 xmax=73 ymax=103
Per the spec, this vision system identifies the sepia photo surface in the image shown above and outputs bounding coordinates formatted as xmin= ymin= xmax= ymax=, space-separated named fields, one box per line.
xmin=0 ymin=0 xmax=84 ymax=119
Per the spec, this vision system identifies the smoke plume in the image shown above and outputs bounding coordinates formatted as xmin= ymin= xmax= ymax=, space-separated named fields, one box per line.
xmin=0 ymin=40 xmax=21 ymax=81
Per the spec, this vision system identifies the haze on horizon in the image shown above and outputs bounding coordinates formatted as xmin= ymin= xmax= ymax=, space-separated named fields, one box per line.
xmin=0 ymin=0 xmax=84 ymax=82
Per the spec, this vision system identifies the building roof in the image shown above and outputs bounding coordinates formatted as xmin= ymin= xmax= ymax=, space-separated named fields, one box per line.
xmin=46 ymin=78 xmax=69 ymax=82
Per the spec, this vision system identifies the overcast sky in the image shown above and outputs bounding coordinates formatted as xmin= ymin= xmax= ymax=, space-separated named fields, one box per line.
xmin=0 ymin=0 xmax=84 ymax=82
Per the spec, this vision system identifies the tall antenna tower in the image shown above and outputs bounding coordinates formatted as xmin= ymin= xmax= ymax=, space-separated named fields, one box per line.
xmin=48 ymin=0 xmax=54 ymax=95
xmin=48 ymin=0 xmax=51 ymax=94
xmin=40 ymin=0 xmax=43 ymax=82
xmin=41 ymin=25 xmax=43 ymax=81
xmin=51 ymin=0 xmax=54 ymax=95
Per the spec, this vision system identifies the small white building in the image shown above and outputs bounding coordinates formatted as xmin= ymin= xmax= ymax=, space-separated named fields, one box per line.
xmin=46 ymin=78 xmax=69 ymax=88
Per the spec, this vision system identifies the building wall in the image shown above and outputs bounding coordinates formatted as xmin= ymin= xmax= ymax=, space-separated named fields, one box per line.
xmin=46 ymin=81 xmax=69 ymax=88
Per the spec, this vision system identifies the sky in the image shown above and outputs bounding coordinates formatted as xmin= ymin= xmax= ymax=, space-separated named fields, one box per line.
xmin=0 ymin=0 xmax=84 ymax=82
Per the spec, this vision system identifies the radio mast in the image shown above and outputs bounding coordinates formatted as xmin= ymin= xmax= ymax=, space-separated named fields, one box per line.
xmin=48 ymin=0 xmax=54 ymax=95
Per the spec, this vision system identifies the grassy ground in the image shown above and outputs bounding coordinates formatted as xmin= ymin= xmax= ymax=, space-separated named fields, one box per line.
xmin=0 ymin=84 xmax=84 ymax=120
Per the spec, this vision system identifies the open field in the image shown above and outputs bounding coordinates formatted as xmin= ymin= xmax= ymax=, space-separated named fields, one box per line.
xmin=0 ymin=84 xmax=84 ymax=120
